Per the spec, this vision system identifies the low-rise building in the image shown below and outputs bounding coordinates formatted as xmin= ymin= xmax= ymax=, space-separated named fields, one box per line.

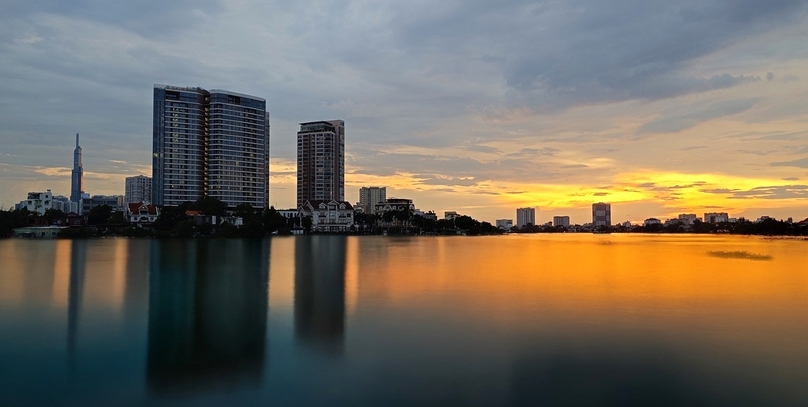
xmin=496 ymin=219 xmax=514 ymax=230
xmin=126 ymin=203 xmax=160 ymax=224
xmin=444 ymin=211 xmax=459 ymax=221
xmin=12 ymin=226 xmax=68 ymax=238
xmin=299 ymin=200 xmax=354 ymax=233
xmin=643 ymin=218 xmax=662 ymax=227
xmin=374 ymin=198 xmax=415 ymax=213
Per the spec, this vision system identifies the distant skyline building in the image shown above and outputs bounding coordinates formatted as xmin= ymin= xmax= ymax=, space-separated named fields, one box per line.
xmin=553 ymin=216 xmax=570 ymax=227
xmin=516 ymin=207 xmax=536 ymax=227
xmin=359 ymin=186 xmax=386 ymax=213
xmin=125 ymin=175 xmax=152 ymax=204
xmin=704 ymin=212 xmax=729 ymax=223
xmin=152 ymin=85 xmax=269 ymax=208
xmin=592 ymin=202 xmax=611 ymax=227
xmin=70 ymin=133 xmax=83 ymax=203
xmin=296 ymin=120 xmax=345 ymax=207
xmin=496 ymin=219 xmax=513 ymax=230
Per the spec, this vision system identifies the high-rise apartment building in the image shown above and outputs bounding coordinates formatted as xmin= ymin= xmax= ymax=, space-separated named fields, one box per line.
xmin=296 ymin=120 xmax=344 ymax=207
xmin=592 ymin=202 xmax=611 ymax=227
xmin=553 ymin=216 xmax=570 ymax=227
xmin=516 ymin=207 xmax=536 ymax=227
xmin=70 ymin=133 xmax=83 ymax=203
xmin=359 ymin=186 xmax=386 ymax=213
xmin=125 ymin=175 xmax=152 ymax=204
xmin=152 ymin=85 xmax=269 ymax=208
xmin=704 ymin=212 xmax=729 ymax=223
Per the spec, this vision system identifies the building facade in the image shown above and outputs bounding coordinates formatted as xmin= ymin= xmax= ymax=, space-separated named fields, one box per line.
xmin=21 ymin=190 xmax=54 ymax=215
xmin=374 ymin=198 xmax=415 ymax=214
xmin=152 ymin=85 xmax=269 ymax=208
xmin=359 ymin=186 xmax=386 ymax=213
xmin=496 ymin=219 xmax=514 ymax=230
xmin=678 ymin=213 xmax=699 ymax=225
xmin=298 ymin=200 xmax=354 ymax=233
xmin=296 ymin=120 xmax=345 ymax=207
xmin=553 ymin=216 xmax=570 ymax=227
xmin=704 ymin=212 xmax=729 ymax=223
xmin=125 ymin=175 xmax=152 ymax=204
xmin=71 ymin=133 xmax=84 ymax=203
xmin=592 ymin=202 xmax=611 ymax=227
xmin=516 ymin=207 xmax=536 ymax=228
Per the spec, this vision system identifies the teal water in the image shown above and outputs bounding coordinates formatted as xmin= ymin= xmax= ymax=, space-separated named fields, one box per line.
xmin=1 ymin=235 xmax=807 ymax=406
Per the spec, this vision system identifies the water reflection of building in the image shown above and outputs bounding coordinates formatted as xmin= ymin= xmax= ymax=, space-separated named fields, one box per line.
xmin=294 ymin=236 xmax=347 ymax=355
xmin=146 ymin=240 xmax=269 ymax=395
xmin=68 ymin=240 xmax=87 ymax=365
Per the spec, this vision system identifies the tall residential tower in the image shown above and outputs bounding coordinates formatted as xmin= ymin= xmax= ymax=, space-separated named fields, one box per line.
xmin=70 ymin=133 xmax=83 ymax=203
xmin=516 ymin=207 xmax=536 ymax=228
xmin=592 ymin=202 xmax=611 ymax=227
xmin=296 ymin=120 xmax=345 ymax=207
xmin=152 ymin=85 xmax=269 ymax=208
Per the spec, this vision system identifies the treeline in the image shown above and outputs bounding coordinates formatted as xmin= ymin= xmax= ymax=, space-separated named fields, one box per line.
xmin=354 ymin=210 xmax=502 ymax=235
xmin=636 ymin=218 xmax=808 ymax=236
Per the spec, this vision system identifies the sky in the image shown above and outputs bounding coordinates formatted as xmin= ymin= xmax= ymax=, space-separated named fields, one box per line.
xmin=1 ymin=0 xmax=808 ymax=224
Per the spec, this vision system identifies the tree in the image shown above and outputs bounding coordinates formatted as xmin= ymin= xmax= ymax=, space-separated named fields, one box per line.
xmin=241 ymin=219 xmax=265 ymax=238
xmin=192 ymin=197 xmax=227 ymax=218
xmin=87 ymin=205 xmax=113 ymax=225
xmin=234 ymin=203 xmax=255 ymax=222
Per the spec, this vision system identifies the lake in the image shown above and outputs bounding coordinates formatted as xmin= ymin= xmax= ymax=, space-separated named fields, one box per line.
xmin=1 ymin=235 xmax=807 ymax=406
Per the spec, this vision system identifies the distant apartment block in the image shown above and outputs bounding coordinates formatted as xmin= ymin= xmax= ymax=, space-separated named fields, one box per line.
xmin=297 ymin=120 xmax=344 ymax=207
xmin=678 ymin=213 xmax=699 ymax=225
xmin=496 ymin=219 xmax=513 ymax=230
xmin=592 ymin=202 xmax=611 ymax=227
xmin=153 ymin=85 xmax=269 ymax=208
xmin=82 ymin=195 xmax=123 ymax=215
xmin=553 ymin=216 xmax=570 ymax=227
xmin=359 ymin=186 xmax=386 ymax=213
xmin=125 ymin=175 xmax=152 ymax=204
xmin=704 ymin=212 xmax=729 ymax=223
xmin=516 ymin=207 xmax=536 ymax=227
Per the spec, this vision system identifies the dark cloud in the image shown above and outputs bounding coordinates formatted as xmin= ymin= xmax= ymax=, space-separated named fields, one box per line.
xmin=681 ymin=146 xmax=707 ymax=151
xmin=771 ymin=157 xmax=808 ymax=168
xmin=638 ymin=98 xmax=760 ymax=134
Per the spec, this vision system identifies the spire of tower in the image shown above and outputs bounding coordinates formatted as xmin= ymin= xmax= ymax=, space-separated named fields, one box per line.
xmin=76 ymin=133 xmax=79 ymax=147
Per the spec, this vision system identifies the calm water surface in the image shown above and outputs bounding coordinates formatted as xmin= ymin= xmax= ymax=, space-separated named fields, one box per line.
xmin=1 ymin=235 xmax=807 ymax=406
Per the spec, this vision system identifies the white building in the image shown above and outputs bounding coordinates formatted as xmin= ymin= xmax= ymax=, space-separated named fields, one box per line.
xmin=496 ymin=219 xmax=514 ymax=230
xmin=126 ymin=203 xmax=160 ymax=224
xmin=125 ymin=175 xmax=152 ymax=204
xmin=444 ymin=211 xmax=459 ymax=221
xmin=359 ymin=186 xmax=386 ymax=214
xmin=299 ymin=200 xmax=354 ymax=233
xmin=704 ymin=212 xmax=729 ymax=223
xmin=374 ymin=198 xmax=415 ymax=214
xmin=20 ymin=190 xmax=54 ymax=215
xmin=553 ymin=216 xmax=570 ymax=227
xmin=516 ymin=207 xmax=536 ymax=228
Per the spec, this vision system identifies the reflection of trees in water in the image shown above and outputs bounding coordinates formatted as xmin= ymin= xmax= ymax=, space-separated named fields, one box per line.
xmin=294 ymin=236 xmax=347 ymax=355
xmin=509 ymin=347 xmax=770 ymax=406
xmin=146 ymin=240 xmax=269 ymax=395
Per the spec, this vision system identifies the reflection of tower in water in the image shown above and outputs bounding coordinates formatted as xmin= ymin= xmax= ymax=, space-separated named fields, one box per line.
xmin=146 ymin=240 xmax=269 ymax=395
xmin=67 ymin=240 xmax=87 ymax=367
xmin=294 ymin=236 xmax=347 ymax=355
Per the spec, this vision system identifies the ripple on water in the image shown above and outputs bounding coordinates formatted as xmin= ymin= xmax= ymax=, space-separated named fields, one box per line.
xmin=707 ymin=250 xmax=773 ymax=261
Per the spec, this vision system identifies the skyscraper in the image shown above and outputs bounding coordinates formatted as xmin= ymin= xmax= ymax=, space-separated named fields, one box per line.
xmin=592 ymin=202 xmax=611 ymax=227
xmin=152 ymin=85 xmax=269 ymax=208
xmin=516 ymin=207 xmax=536 ymax=228
xmin=125 ymin=175 xmax=152 ymax=204
xmin=70 ymin=133 xmax=83 ymax=203
xmin=297 ymin=120 xmax=345 ymax=207
xmin=358 ymin=186 xmax=386 ymax=213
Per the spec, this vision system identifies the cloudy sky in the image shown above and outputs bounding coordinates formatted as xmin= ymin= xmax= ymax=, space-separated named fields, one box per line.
xmin=2 ymin=0 xmax=808 ymax=224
